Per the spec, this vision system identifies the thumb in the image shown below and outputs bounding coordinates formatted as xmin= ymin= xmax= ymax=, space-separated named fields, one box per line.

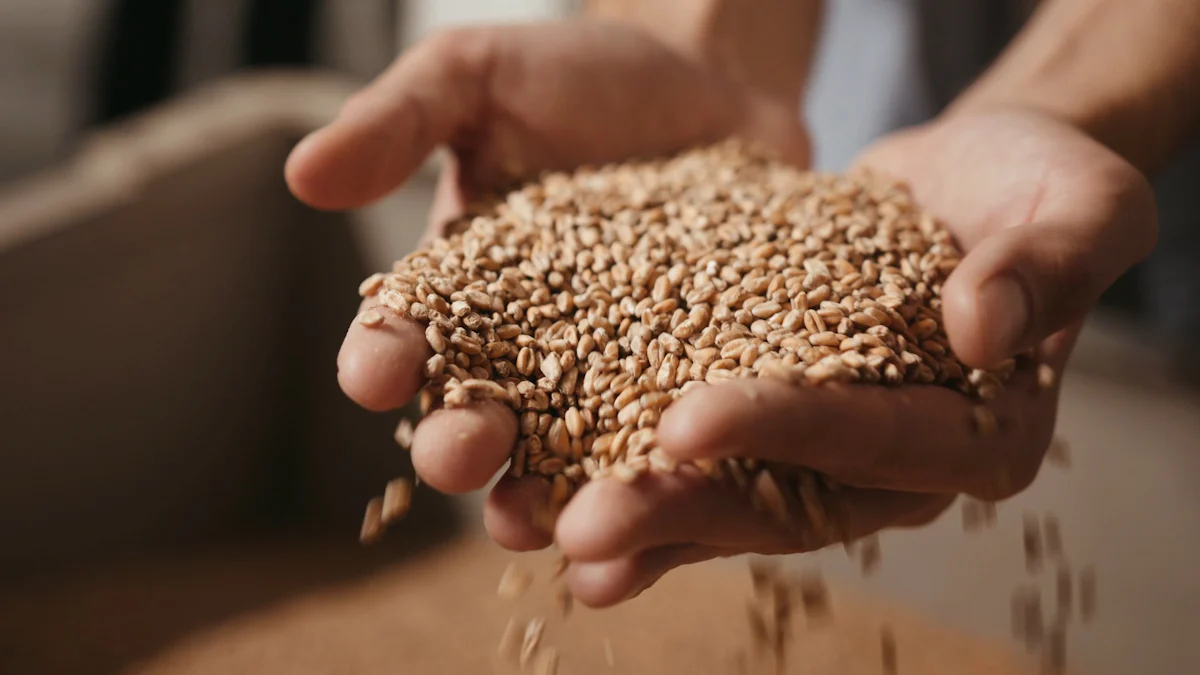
xmin=942 ymin=178 xmax=1157 ymax=368
xmin=285 ymin=30 xmax=488 ymax=211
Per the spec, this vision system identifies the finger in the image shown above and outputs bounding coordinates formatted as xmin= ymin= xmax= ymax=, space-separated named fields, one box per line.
xmin=410 ymin=400 xmax=517 ymax=493
xmin=555 ymin=469 xmax=781 ymax=562
xmin=556 ymin=462 xmax=953 ymax=561
xmin=338 ymin=308 xmax=431 ymax=412
xmin=943 ymin=165 xmax=1157 ymax=367
xmin=566 ymin=489 xmax=951 ymax=608
xmin=285 ymin=29 xmax=488 ymax=210
xmin=484 ymin=475 xmax=554 ymax=551
xmin=657 ymin=377 xmax=1050 ymax=500
xmin=832 ymin=486 xmax=954 ymax=542
xmin=567 ymin=544 xmax=725 ymax=608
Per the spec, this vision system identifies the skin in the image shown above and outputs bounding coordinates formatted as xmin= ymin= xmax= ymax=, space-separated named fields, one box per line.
xmin=287 ymin=0 xmax=1197 ymax=606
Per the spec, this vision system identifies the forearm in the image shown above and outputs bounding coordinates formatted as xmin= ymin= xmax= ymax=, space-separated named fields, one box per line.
xmin=584 ymin=0 xmax=823 ymax=106
xmin=950 ymin=0 xmax=1200 ymax=175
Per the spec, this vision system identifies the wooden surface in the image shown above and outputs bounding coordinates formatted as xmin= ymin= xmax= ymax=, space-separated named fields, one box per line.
xmin=0 ymin=536 xmax=1052 ymax=675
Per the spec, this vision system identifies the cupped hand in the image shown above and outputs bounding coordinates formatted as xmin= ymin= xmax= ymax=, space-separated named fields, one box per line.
xmin=283 ymin=19 xmax=810 ymax=591
xmin=287 ymin=18 xmax=805 ymax=418
xmin=289 ymin=25 xmax=1157 ymax=608
xmin=538 ymin=107 xmax=1158 ymax=607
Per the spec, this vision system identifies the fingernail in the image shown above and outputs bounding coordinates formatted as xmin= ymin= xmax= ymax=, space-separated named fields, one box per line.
xmin=979 ymin=275 xmax=1029 ymax=359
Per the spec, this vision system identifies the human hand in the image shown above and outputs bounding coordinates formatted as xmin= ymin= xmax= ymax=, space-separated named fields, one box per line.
xmin=516 ymin=108 xmax=1157 ymax=606
xmin=283 ymin=19 xmax=809 ymax=583
xmin=287 ymin=18 xmax=806 ymax=408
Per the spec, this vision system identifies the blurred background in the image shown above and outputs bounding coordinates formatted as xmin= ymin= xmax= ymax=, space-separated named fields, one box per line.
xmin=0 ymin=1 xmax=1196 ymax=674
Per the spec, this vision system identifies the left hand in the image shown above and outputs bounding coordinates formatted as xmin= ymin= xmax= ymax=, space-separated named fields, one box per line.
xmin=524 ymin=107 xmax=1157 ymax=607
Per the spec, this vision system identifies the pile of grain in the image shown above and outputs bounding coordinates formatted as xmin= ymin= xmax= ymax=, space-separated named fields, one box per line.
xmin=357 ymin=139 xmax=1019 ymax=538
xmin=353 ymin=140 xmax=1095 ymax=674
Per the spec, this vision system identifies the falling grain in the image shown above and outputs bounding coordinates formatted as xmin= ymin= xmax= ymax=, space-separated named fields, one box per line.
xmin=1080 ymin=566 xmax=1097 ymax=622
xmin=520 ymin=617 xmax=546 ymax=669
xmin=498 ymin=562 xmax=534 ymax=600
xmin=860 ymin=535 xmax=882 ymax=576
xmin=1056 ymin=566 xmax=1073 ymax=617
xmin=1044 ymin=514 xmax=1063 ymax=559
xmin=1046 ymin=437 xmax=1072 ymax=468
xmin=393 ymin=418 xmax=415 ymax=449
xmin=961 ymin=499 xmax=983 ymax=532
xmin=1023 ymin=513 xmax=1044 ymax=574
xmin=972 ymin=405 xmax=999 ymax=436
xmin=554 ymin=584 xmax=574 ymax=619
xmin=497 ymin=617 xmax=523 ymax=666
xmin=1044 ymin=622 xmax=1067 ymax=674
xmin=533 ymin=646 xmax=559 ymax=675
xmin=381 ymin=477 xmax=413 ymax=524
xmin=358 ymin=496 xmax=385 ymax=545
xmin=1023 ymin=589 xmax=1045 ymax=650
xmin=881 ymin=625 xmax=898 ymax=674
xmin=551 ymin=555 xmax=569 ymax=580
xmin=1037 ymin=363 xmax=1056 ymax=390
xmin=798 ymin=571 xmax=831 ymax=621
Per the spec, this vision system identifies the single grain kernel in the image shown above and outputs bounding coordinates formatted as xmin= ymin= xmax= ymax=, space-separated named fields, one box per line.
xmin=881 ymin=625 xmax=897 ymax=674
xmin=497 ymin=562 xmax=534 ymax=600
xmin=972 ymin=406 xmax=999 ymax=436
xmin=356 ymin=309 xmax=385 ymax=327
xmin=1023 ymin=513 xmax=1044 ymax=574
xmin=393 ymin=418 xmax=415 ymax=449
xmin=497 ymin=617 xmax=523 ymax=665
xmin=1037 ymin=363 xmax=1056 ymax=389
xmin=859 ymin=535 xmax=882 ymax=576
xmin=358 ymin=496 xmax=385 ymax=544
xmin=1080 ymin=566 xmax=1097 ymax=622
xmin=520 ymin=617 xmax=545 ymax=669
xmin=381 ymin=477 xmax=413 ymax=524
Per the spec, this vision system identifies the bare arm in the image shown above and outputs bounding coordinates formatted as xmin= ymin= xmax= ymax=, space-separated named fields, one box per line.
xmin=951 ymin=0 xmax=1200 ymax=175
xmin=584 ymin=0 xmax=823 ymax=106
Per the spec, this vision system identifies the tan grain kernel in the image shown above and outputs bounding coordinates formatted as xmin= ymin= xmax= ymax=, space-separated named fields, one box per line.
xmin=1037 ymin=363 xmax=1056 ymax=389
xmin=798 ymin=571 xmax=831 ymax=620
xmin=497 ymin=562 xmax=534 ymax=600
xmin=1080 ymin=566 xmax=1097 ymax=622
xmin=881 ymin=625 xmax=897 ymax=674
xmin=358 ymin=496 xmax=385 ymax=544
xmin=1046 ymin=437 xmax=1072 ymax=468
xmin=381 ymin=478 xmax=413 ymax=524
xmin=532 ymin=647 xmax=559 ymax=675
xmin=393 ymin=418 xmax=415 ymax=449
xmin=355 ymin=309 xmax=385 ymax=327
xmin=520 ymin=617 xmax=545 ymax=669
xmin=497 ymin=617 xmax=522 ymax=665
xmin=1023 ymin=513 xmax=1043 ymax=574
xmin=859 ymin=535 xmax=882 ymax=576
xmin=972 ymin=405 xmax=999 ymax=436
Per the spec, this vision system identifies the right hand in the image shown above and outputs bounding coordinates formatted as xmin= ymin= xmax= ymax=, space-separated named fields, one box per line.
xmin=285 ymin=20 xmax=807 ymax=526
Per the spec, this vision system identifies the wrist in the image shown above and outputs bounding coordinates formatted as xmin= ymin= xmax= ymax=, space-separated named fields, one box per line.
xmin=946 ymin=80 xmax=1167 ymax=176
xmin=944 ymin=0 xmax=1200 ymax=176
